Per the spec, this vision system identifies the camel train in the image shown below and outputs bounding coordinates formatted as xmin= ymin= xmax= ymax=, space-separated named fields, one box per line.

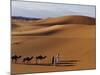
xmin=11 ymin=54 xmax=60 ymax=65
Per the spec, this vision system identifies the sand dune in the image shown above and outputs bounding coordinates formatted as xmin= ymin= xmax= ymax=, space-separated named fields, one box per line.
xmin=11 ymin=15 xmax=96 ymax=74
xmin=12 ymin=24 xmax=95 ymax=38
xmin=12 ymin=25 xmax=64 ymax=35
xmin=12 ymin=15 xmax=96 ymax=32
xmin=33 ymin=15 xmax=95 ymax=26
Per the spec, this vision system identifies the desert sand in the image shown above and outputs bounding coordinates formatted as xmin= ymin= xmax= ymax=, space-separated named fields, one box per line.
xmin=11 ymin=15 xmax=96 ymax=74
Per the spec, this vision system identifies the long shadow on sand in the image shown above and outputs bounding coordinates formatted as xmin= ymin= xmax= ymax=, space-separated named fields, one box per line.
xmin=16 ymin=63 xmax=77 ymax=67
xmin=14 ymin=60 xmax=79 ymax=67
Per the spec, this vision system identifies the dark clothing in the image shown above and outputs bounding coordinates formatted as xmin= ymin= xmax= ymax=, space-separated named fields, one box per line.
xmin=51 ymin=56 xmax=55 ymax=65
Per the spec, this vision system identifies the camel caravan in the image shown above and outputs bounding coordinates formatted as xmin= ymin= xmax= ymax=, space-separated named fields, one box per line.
xmin=11 ymin=54 xmax=60 ymax=66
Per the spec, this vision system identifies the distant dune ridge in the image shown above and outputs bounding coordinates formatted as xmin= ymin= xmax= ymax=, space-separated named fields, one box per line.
xmin=12 ymin=16 xmax=41 ymax=20
xmin=12 ymin=15 xmax=96 ymax=36
xmin=33 ymin=15 xmax=96 ymax=26
xmin=12 ymin=15 xmax=96 ymax=73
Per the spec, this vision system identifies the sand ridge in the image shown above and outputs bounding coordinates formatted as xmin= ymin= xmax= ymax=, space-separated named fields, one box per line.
xmin=11 ymin=15 xmax=96 ymax=74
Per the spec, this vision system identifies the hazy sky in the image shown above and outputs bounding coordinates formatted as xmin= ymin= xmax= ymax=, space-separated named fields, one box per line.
xmin=12 ymin=1 xmax=96 ymax=18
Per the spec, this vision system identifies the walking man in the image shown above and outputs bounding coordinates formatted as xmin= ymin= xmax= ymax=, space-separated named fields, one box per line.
xmin=51 ymin=56 xmax=56 ymax=65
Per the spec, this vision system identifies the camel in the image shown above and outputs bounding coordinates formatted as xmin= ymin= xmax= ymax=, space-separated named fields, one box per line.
xmin=23 ymin=56 xmax=34 ymax=64
xmin=11 ymin=55 xmax=21 ymax=63
xmin=35 ymin=55 xmax=47 ymax=64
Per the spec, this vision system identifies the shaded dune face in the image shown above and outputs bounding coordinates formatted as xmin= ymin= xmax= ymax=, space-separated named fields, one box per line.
xmin=12 ymin=25 xmax=65 ymax=35
xmin=12 ymin=24 xmax=96 ymax=37
xmin=34 ymin=15 xmax=96 ymax=26
xmin=12 ymin=15 xmax=96 ymax=36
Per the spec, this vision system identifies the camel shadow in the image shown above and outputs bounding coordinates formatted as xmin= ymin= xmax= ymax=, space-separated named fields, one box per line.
xmin=60 ymin=60 xmax=79 ymax=62
xmin=18 ymin=60 xmax=78 ymax=67
xmin=19 ymin=63 xmax=77 ymax=67
xmin=13 ymin=59 xmax=79 ymax=67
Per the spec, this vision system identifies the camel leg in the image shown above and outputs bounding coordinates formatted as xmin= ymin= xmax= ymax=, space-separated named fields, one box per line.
xmin=24 ymin=61 xmax=26 ymax=64
xmin=23 ymin=61 xmax=25 ymax=64
xmin=27 ymin=60 xmax=29 ymax=64
xmin=29 ymin=60 xmax=31 ymax=64
xmin=15 ymin=59 xmax=17 ymax=63
xmin=39 ymin=60 xmax=41 ymax=64
xmin=36 ymin=59 xmax=38 ymax=64
xmin=23 ymin=59 xmax=25 ymax=64
xmin=24 ymin=60 xmax=26 ymax=64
